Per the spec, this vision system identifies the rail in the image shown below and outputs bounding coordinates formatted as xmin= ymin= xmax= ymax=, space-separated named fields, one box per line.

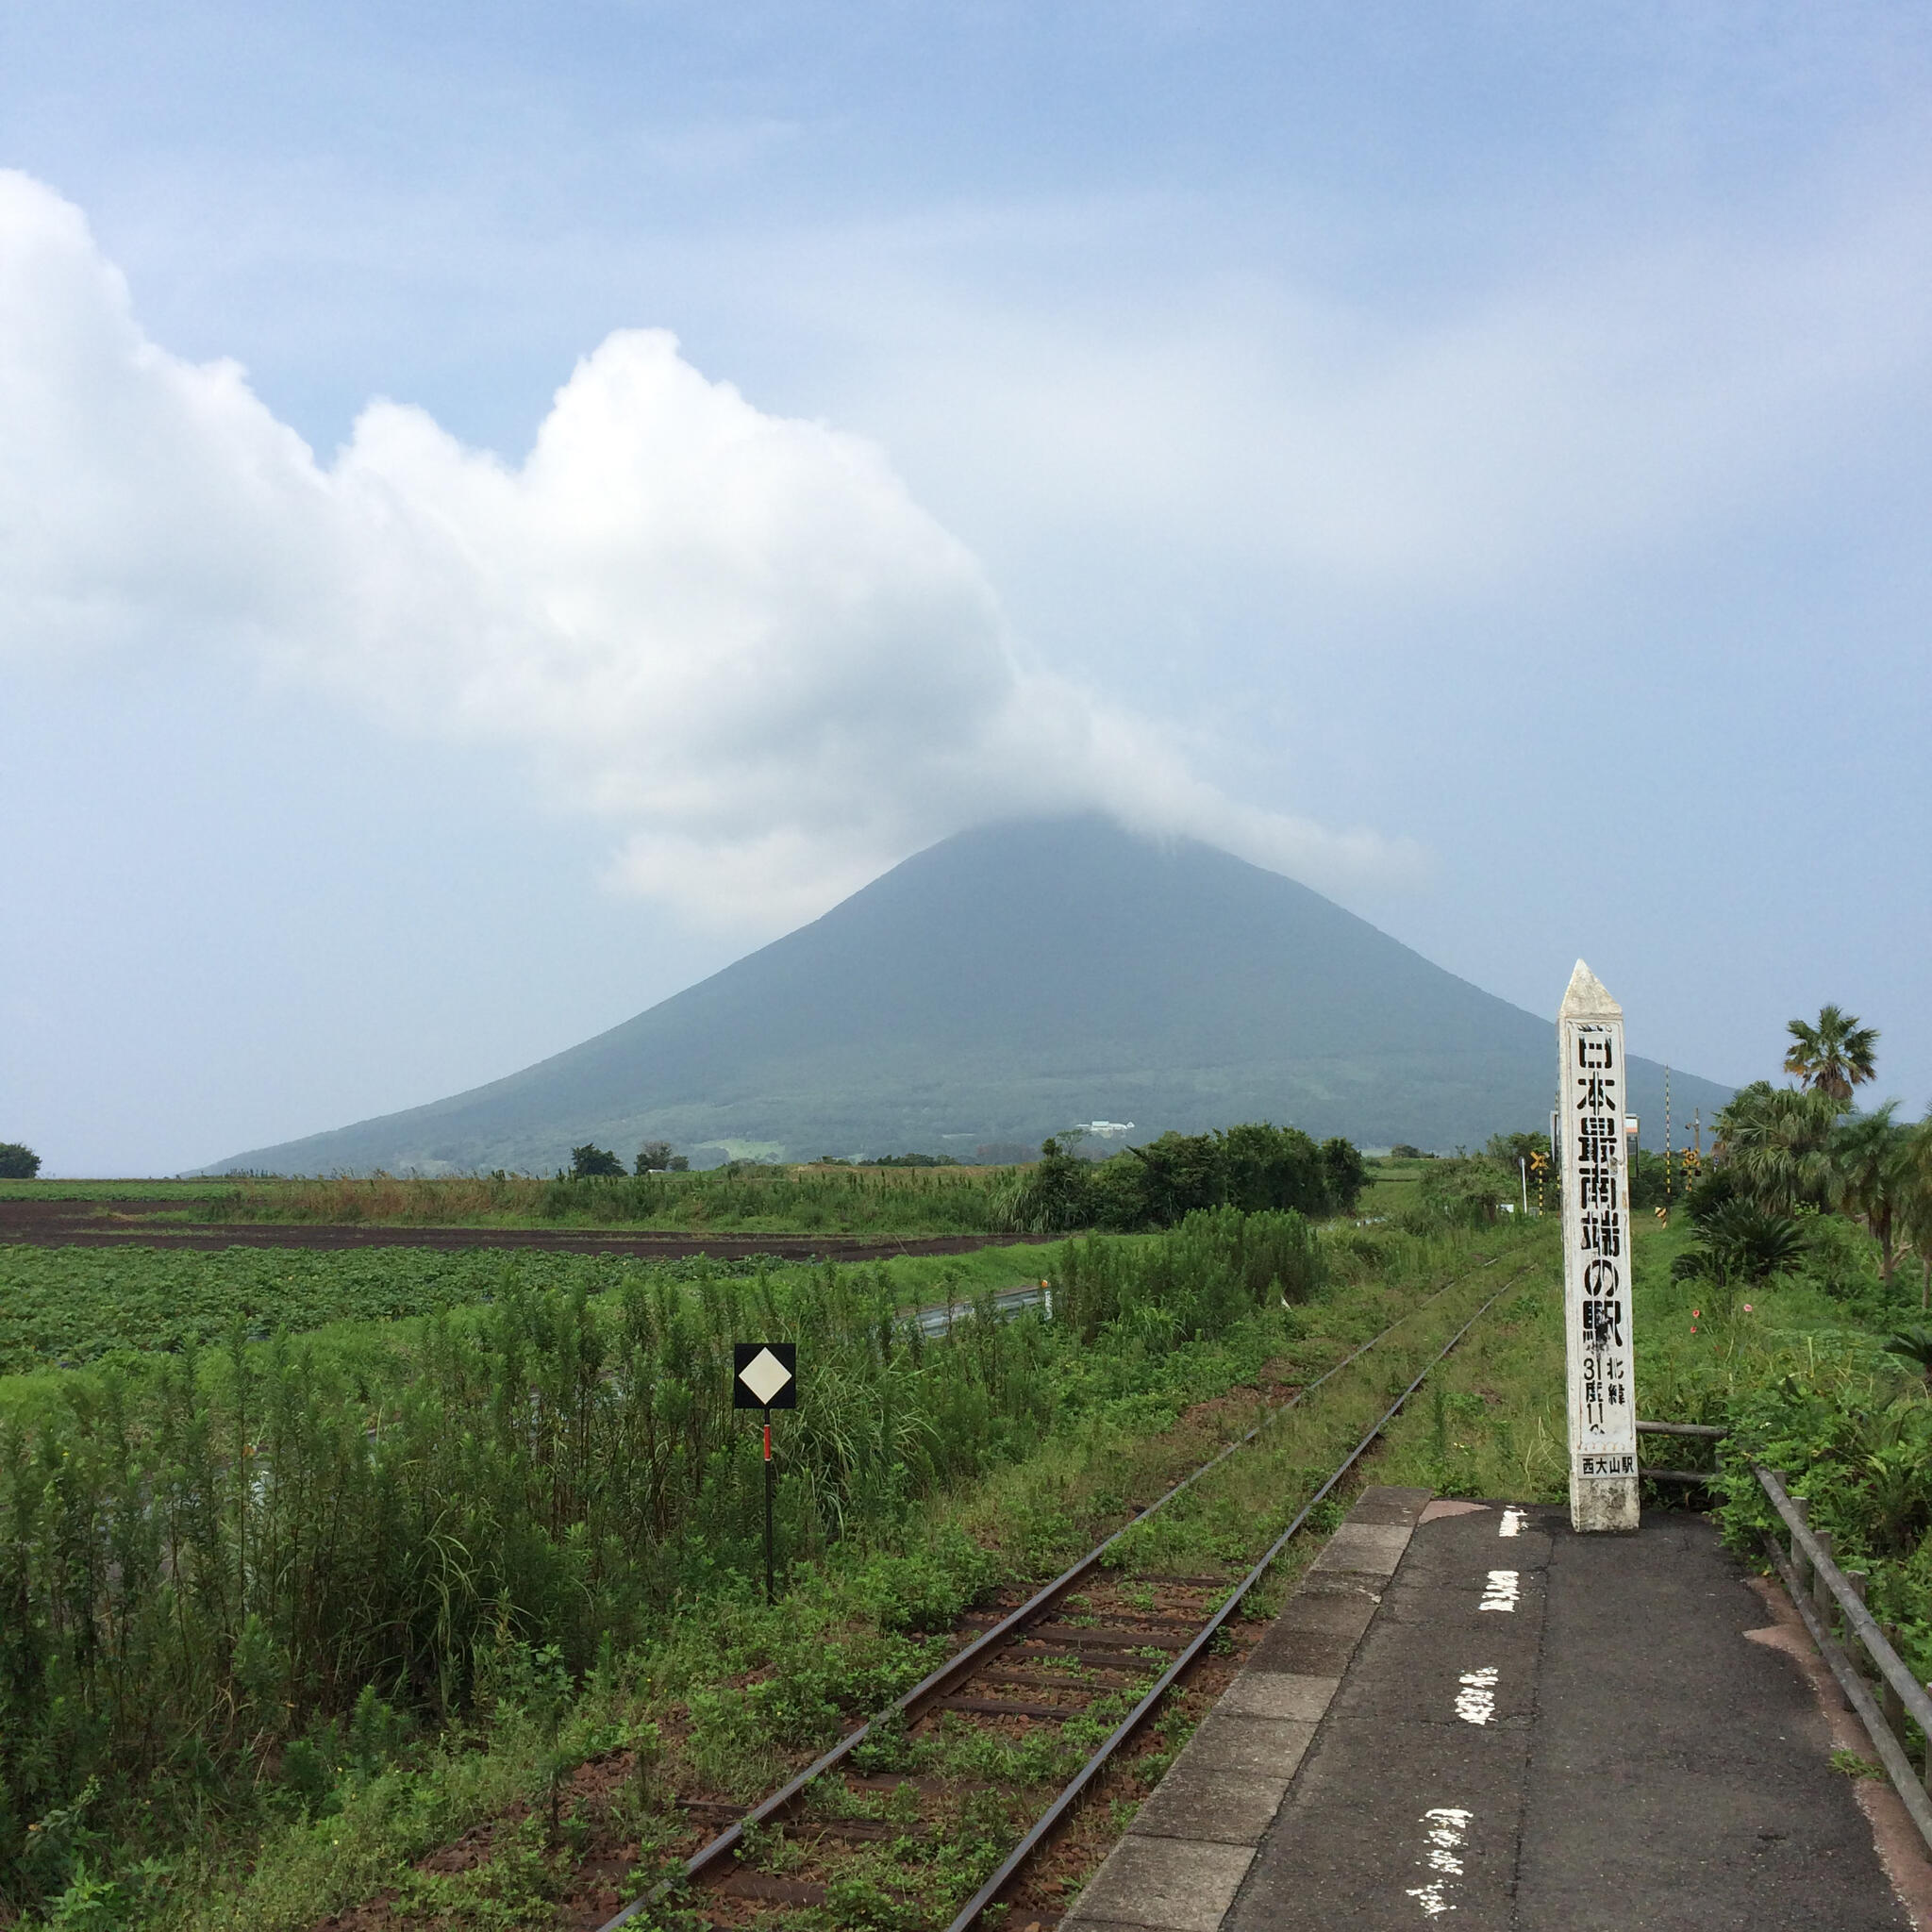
xmin=594 ymin=1246 xmax=1538 ymax=1931
xmin=941 ymin=1266 xmax=1528 ymax=1932
xmin=1756 ymin=1464 xmax=1932 ymax=1857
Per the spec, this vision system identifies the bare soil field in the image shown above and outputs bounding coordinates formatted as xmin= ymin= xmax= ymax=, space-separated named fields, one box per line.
xmin=0 ymin=1195 xmax=1053 ymax=1260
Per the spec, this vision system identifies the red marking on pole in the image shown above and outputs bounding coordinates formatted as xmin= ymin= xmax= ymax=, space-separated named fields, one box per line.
xmin=764 ymin=1420 xmax=772 ymax=1461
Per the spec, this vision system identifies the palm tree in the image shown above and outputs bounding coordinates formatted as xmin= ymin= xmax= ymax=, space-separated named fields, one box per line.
xmin=1902 ymin=1114 xmax=1932 ymax=1312
xmin=1829 ymin=1103 xmax=1911 ymax=1287
xmin=1784 ymin=1004 xmax=1879 ymax=1103
xmin=1715 ymin=1080 xmax=1840 ymax=1215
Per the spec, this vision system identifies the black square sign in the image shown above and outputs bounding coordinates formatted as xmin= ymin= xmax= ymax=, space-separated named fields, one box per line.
xmin=733 ymin=1341 xmax=798 ymax=1409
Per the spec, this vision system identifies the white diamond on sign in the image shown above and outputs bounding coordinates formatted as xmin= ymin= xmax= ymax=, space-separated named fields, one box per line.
xmin=733 ymin=1341 xmax=798 ymax=1409
xmin=740 ymin=1349 xmax=791 ymax=1405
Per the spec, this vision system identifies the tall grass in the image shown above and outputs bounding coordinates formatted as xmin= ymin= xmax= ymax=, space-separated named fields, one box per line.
xmin=1052 ymin=1207 xmax=1324 ymax=1341
xmin=0 ymin=1210 xmax=1327 ymax=1913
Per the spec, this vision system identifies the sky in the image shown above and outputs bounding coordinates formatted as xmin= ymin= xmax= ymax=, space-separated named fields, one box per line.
xmin=3 ymin=1 xmax=1929 ymax=1174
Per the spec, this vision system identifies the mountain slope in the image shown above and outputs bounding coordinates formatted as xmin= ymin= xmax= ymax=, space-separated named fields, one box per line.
xmin=210 ymin=816 xmax=1734 ymax=1172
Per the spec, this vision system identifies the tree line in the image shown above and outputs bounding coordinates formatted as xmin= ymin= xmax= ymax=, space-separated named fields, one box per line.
xmin=1010 ymin=1122 xmax=1367 ymax=1232
xmin=1679 ymin=1004 xmax=1932 ymax=1306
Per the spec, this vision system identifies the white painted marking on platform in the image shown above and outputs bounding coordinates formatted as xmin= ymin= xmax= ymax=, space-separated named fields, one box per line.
xmin=1407 ymin=1807 xmax=1474 ymax=1916
xmin=1478 ymin=1569 xmax=1520 ymax=1612
xmin=1455 ymin=1667 xmax=1498 ymax=1725
xmin=1499 ymin=1507 xmax=1526 ymax=1538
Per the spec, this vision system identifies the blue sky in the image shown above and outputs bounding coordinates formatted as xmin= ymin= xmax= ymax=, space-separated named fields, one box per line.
xmin=3 ymin=2 xmax=1929 ymax=1173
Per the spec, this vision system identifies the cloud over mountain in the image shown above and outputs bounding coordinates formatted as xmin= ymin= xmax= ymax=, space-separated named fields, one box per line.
xmin=0 ymin=171 xmax=1409 ymax=929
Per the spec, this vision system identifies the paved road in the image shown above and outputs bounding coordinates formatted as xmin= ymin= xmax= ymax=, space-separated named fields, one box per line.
xmin=1225 ymin=1502 xmax=1907 ymax=1930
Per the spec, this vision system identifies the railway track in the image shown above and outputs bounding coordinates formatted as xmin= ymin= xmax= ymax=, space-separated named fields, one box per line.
xmin=597 ymin=1246 xmax=1539 ymax=1932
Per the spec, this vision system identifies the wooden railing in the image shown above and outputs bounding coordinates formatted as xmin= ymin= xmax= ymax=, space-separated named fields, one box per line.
xmin=1634 ymin=1417 xmax=1725 ymax=1485
xmin=1756 ymin=1463 xmax=1932 ymax=1856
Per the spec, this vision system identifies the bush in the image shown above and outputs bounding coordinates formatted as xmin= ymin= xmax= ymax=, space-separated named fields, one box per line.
xmin=1670 ymin=1202 xmax=1806 ymax=1288
xmin=1013 ymin=1124 xmax=1367 ymax=1233
xmin=1796 ymin=1212 xmax=1887 ymax=1306
xmin=1412 ymin=1155 xmax=1514 ymax=1229
xmin=1715 ymin=1344 xmax=1932 ymax=1676
xmin=569 ymin=1143 xmax=625 ymax=1178
xmin=1319 ymin=1136 xmax=1369 ymax=1214
xmin=1687 ymin=1164 xmax=1740 ymax=1223
xmin=1050 ymin=1205 xmax=1324 ymax=1342
xmin=1009 ymin=1138 xmax=1093 ymax=1231
xmin=0 ymin=1142 xmax=41 ymax=1179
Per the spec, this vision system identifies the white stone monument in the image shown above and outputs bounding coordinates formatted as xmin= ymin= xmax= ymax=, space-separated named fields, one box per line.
xmin=1558 ymin=960 xmax=1640 ymax=1531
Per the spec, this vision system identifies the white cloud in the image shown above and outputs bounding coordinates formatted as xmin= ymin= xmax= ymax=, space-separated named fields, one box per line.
xmin=764 ymin=169 xmax=1932 ymax=612
xmin=0 ymin=170 xmax=1411 ymax=930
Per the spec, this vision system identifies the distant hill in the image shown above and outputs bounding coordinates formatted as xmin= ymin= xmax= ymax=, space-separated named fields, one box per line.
xmin=208 ymin=816 xmax=1734 ymax=1174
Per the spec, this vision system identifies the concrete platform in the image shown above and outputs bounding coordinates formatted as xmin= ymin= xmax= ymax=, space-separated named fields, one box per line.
xmin=1064 ymin=1490 xmax=1914 ymax=1932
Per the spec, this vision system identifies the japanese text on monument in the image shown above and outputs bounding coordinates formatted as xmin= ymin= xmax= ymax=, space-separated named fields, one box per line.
xmin=1559 ymin=961 xmax=1640 ymax=1529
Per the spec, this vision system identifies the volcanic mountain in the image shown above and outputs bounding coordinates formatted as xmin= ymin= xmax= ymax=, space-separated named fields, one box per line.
xmin=211 ymin=816 xmax=1733 ymax=1174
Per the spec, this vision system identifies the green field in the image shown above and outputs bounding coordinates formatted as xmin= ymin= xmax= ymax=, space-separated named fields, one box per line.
xmin=1356 ymin=1156 xmax=1426 ymax=1215
xmin=0 ymin=1240 xmax=1049 ymax=1386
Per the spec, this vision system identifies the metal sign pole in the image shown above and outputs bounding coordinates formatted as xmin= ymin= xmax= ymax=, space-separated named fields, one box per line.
xmin=733 ymin=1341 xmax=798 ymax=1604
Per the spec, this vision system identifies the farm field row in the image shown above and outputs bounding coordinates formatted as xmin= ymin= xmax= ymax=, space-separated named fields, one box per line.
xmin=0 ymin=1177 xmax=238 ymax=1201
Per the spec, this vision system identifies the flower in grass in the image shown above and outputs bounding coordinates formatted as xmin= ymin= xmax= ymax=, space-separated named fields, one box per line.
xmin=1743 ymin=1303 xmax=1755 ymax=1313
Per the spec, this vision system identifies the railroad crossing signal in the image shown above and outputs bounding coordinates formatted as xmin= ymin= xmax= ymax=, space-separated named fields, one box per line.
xmin=733 ymin=1341 xmax=797 ymax=1410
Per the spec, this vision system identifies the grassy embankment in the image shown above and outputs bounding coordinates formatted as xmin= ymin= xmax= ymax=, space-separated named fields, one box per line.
xmin=0 ymin=1212 xmax=1551 ymax=1929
